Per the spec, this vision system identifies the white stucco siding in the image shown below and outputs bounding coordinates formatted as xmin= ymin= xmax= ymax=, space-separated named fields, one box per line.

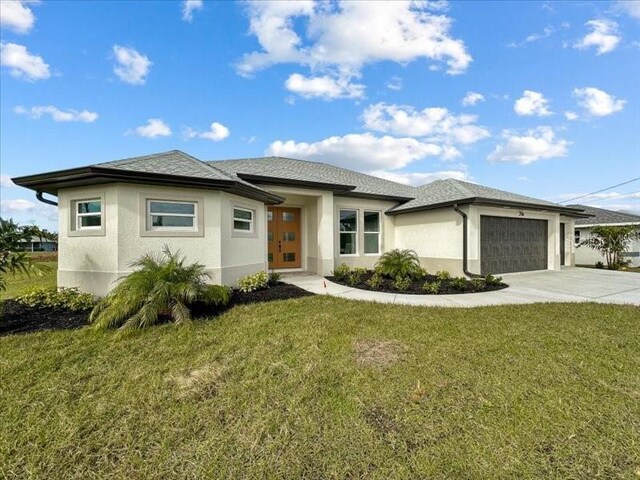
xmin=574 ymin=226 xmax=640 ymax=267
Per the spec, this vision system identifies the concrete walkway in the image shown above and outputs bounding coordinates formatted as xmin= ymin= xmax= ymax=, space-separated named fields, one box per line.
xmin=282 ymin=268 xmax=640 ymax=307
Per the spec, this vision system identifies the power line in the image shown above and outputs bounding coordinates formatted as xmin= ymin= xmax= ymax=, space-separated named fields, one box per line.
xmin=560 ymin=177 xmax=640 ymax=204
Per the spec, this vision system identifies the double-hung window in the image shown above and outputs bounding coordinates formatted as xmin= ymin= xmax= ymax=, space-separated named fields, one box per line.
xmin=364 ymin=211 xmax=381 ymax=254
xmin=574 ymin=229 xmax=581 ymax=245
xmin=233 ymin=207 xmax=254 ymax=232
xmin=339 ymin=209 xmax=358 ymax=255
xmin=76 ymin=199 xmax=102 ymax=230
xmin=148 ymin=200 xmax=196 ymax=229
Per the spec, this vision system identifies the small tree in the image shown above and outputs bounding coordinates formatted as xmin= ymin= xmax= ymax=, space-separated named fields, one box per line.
xmin=580 ymin=225 xmax=636 ymax=269
xmin=0 ymin=218 xmax=41 ymax=291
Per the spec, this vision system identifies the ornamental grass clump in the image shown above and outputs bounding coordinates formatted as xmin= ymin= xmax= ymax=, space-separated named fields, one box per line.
xmin=375 ymin=249 xmax=422 ymax=279
xmin=238 ymin=271 xmax=269 ymax=292
xmin=90 ymin=246 xmax=230 ymax=330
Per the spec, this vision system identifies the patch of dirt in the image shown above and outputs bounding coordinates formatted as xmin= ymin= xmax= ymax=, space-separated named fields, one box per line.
xmin=364 ymin=406 xmax=400 ymax=436
xmin=173 ymin=364 xmax=228 ymax=401
xmin=353 ymin=339 xmax=406 ymax=368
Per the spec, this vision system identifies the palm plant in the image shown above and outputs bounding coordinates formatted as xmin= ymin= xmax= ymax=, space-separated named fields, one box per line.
xmin=90 ymin=247 xmax=230 ymax=330
xmin=375 ymin=249 xmax=422 ymax=279
xmin=580 ymin=225 xmax=636 ymax=269
xmin=0 ymin=217 xmax=42 ymax=291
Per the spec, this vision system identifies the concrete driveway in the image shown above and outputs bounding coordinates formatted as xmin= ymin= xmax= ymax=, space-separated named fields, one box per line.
xmin=282 ymin=267 xmax=640 ymax=307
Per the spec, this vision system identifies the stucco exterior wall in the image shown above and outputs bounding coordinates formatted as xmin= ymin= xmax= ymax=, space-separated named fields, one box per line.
xmin=574 ymin=226 xmax=640 ymax=267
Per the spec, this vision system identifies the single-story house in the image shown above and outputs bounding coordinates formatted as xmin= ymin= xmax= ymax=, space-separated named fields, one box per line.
xmin=18 ymin=236 xmax=58 ymax=252
xmin=13 ymin=150 xmax=587 ymax=296
xmin=569 ymin=204 xmax=640 ymax=267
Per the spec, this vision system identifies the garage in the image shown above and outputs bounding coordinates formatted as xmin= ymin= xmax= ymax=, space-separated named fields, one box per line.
xmin=480 ymin=216 xmax=548 ymax=274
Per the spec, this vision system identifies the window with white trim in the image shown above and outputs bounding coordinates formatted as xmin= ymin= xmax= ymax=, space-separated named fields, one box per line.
xmin=76 ymin=199 xmax=102 ymax=230
xmin=574 ymin=229 xmax=581 ymax=244
xmin=339 ymin=209 xmax=358 ymax=255
xmin=233 ymin=207 xmax=254 ymax=232
xmin=147 ymin=200 xmax=196 ymax=229
xmin=364 ymin=211 xmax=381 ymax=254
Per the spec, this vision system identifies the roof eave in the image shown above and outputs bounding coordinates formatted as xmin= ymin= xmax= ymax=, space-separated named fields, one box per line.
xmin=235 ymin=173 xmax=357 ymax=194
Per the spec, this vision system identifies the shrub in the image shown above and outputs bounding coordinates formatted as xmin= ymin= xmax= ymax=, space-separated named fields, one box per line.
xmin=268 ymin=272 xmax=281 ymax=286
xmin=90 ymin=247 xmax=230 ymax=330
xmin=366 ymin=273 xmax=384 ymax=290
xmin=485 ymin=274 xmax=503 ymax=286
xmin=375 ymin=249 xmax=422 ymax=279
xmin=422 ymin=281 xmax=441 ymax=294
xmin=347 ymin=267 xmax=367 ymax=287
xmin=332 ymin=263 xmax=351 ymax=282
xmin=436 ymin=270 xmax=451 ymax=281
xmin=393 ymin=276 xmax=412 ymax=292
xmin=470 ymin=278 xmax=486 ymax=291
xmin=238 ymin=271 xmax=269 ymax=292
xmin=15 ymin=287 xmax=95 ymax=312
xmin=451 ymin=277 xmax=468 ymax=291
xmin=595 ymin=261 xmax=605 ymax=269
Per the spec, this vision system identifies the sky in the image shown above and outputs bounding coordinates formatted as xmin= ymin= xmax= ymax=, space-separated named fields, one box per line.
xmin=1 ymin=0 xmax=639 ymax=231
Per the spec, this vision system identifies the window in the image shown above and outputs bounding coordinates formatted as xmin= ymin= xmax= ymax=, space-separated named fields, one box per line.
xmin=339 ymin=209 xmax=357 ymax=255
xmin=233 ymin=207 xmax=254 ymax=232
xmin=574 ymin=229 xmax=581 ymax=244
xmin=364 ymin=211 xmax=380 ymax=254
xmin=76 ymin=199 xmax=102 ymax=230
xmin=148 ymin=200 xmax=196 ymax=229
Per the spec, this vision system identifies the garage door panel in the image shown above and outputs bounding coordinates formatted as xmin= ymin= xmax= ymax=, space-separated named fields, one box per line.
xmin=481 ymin=216 xmax=548 ymax=274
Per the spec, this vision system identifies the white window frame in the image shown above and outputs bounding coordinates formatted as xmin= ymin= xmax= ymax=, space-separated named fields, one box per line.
xmin=339 ymin=208 xmax=358 ymax=256
xmin=147 ymin=200 xmax=197 ymax=231
xmin=76 ymin=198 xmax=102 ymax=231
xmin=363 ymin=210 xmax=381 ymax=256
xmin=233 ymin=207 xmax=254 ymax=233
xmin=574 ymin=229 xmax=581 ymax=245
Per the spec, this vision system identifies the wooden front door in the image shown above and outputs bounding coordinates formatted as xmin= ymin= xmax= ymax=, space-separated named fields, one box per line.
xmin=268 ymin=207 xmax=301 ymax=269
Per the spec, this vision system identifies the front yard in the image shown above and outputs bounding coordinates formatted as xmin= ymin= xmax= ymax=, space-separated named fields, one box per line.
xmin=1 ymin=296 xmax=638 ymax=479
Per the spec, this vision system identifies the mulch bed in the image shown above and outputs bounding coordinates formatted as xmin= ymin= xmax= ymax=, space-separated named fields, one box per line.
xmin=0 ymin=283 xmax=314 ymax=337
xmin=326 ymin=271 xmax=508 ymax=295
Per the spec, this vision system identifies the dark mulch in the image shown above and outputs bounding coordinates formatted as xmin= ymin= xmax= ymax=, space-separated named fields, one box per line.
xmin=0 ymin=283 xmax=314 ymax=337
xmin=327 ymin=271 xmax=508 ymax=295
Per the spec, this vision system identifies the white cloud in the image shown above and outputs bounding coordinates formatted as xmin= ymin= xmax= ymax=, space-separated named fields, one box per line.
xmin=14 ymin=105 xmax=98 ymax=122
xmin=0 ymin=198 xmax=35 ymax=213
xmin=184 ymin=122 xmax=230 ymax=141
xmin=0 ymin=0 xmax=38 ymax=34
xmin=574 ymin=19 xmax=620 ymax=55
xmin=386 ymin=76 xmax=403 ymax=91
xmin=1 ymin=174 xmax=15 ymax=188
xmin=128 ymin=118 xmax=172 ymax=138
xmin=462 ymin=91 xmax=484 ymax=106
xmin=267 ymin=133 xmax=442 ymax=172
xmin=0 ymin=197 xmax=58 ymax=223
xmin=514 ymin=90 xmax=552 ymax=116
xmin=0 ymin=42 xmax=50 ymax=81
xmin=612 ymin=1 xmax=640 ymax=20
xmin=564 ymin=111 xmax=578 ymax=121
xmin=556 ymin=191 xmax=640 ymax=201
xmin=370 ymin=169 xmax=470 ymax=186
xmin=517 ymin=176 xmax=529 ymax=181
xmin=573 ymin=87 xmax=625 ymax=116
xmin=488 ymin=126 xmax=570 ymax=164
xmin=237 ymin=1 xmax=472 ymax=98
xmin=285 ymin=73 xmax=364 ymax=100
xmin=182 ymin=0 xmax=203 ymax=22
xmin=112 ymin=45 xmax=152 ymax=85
xmin=361 ymin=102 xmax=490 ymax=145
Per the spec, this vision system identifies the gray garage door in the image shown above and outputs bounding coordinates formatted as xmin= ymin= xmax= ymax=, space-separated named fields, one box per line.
xmin=480 ymin=216 xmax=548 ymax=274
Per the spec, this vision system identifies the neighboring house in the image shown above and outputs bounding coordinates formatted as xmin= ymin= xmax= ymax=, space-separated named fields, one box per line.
xmin=18 ymin=236 xmax=58 ymax=252
xmin=568 ymin=204 xmax=640 ymax=267
xmin=13 ymin=150 xmax=586 ymax=296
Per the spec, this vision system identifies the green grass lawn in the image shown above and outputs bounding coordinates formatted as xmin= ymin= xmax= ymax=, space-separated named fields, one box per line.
xmin=577 ymin=264 xmax=640 ymax=273
xmin=0 ymin=260 xmax=57 ymax=300
xmin=1 ymin=298 xmax=638 ymax=479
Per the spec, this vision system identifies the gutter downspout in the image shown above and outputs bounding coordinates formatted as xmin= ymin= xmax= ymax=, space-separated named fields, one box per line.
xmin=36 ymin=191 xmax=58 ymax=206
xmin=453 ymin=204 xmax=482 ymax=278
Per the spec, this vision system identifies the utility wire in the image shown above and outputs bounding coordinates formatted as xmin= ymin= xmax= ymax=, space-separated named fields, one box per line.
xmin=560 ymin=177 xmax=640 ymax=204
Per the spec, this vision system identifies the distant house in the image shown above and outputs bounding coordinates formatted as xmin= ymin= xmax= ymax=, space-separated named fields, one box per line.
xmin=13 ymin=150 xmax=587 ymax=296
xmin=19 ymin=236 xmax=58 ymax=252
xmin=569 ymin=205 xmax=640 ymax=267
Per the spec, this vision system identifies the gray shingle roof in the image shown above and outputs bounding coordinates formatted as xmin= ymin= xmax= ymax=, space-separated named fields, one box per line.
xmin=569 ymin=204 xmax=640 ymax=225
xmin=387 ymin=178 xmax=566 ymax=213
xmin=208 ymin=157 xmax=416 ymax=199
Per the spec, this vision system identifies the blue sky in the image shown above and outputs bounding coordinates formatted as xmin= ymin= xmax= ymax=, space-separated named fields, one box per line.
xmin=1 ymin=0 xmax=639 ymax=231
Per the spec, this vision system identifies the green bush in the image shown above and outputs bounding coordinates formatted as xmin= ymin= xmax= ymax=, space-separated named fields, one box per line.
xmin=268 ymin=272 xmax=281 ymax=286
xmin=422 ymin=281 xmax=441 ymax=294
xmin=238 ymin=271 xmax=269 ymax=293
xmin=332 ymin=263 xmax=351 ymax=282
xmin=347 ymin=267 xmax=367 ymax=287
xmin=90 ymin=247 xmax=230 ymax=330
xmin=375 ymin=249 xmax=422 ymax=279
xmin=484 ymin=274 xmax=503 ymax=286
xmin=15 ymin=287 xmax=95 ymax=311
xmin=366 ymin=273 xmax=384 ymax=289
xmin=595 ymin=261 xmax=605 ymax=269
xmin=451 ymin=277 xmax=468 ymax=291
xmin=436 ymin=270 xmax=451 ymax=281
xmin=470 ymin=278 xmax=486 ymax=291
xmin=393 ymin=276 xmax=412 ymax=292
